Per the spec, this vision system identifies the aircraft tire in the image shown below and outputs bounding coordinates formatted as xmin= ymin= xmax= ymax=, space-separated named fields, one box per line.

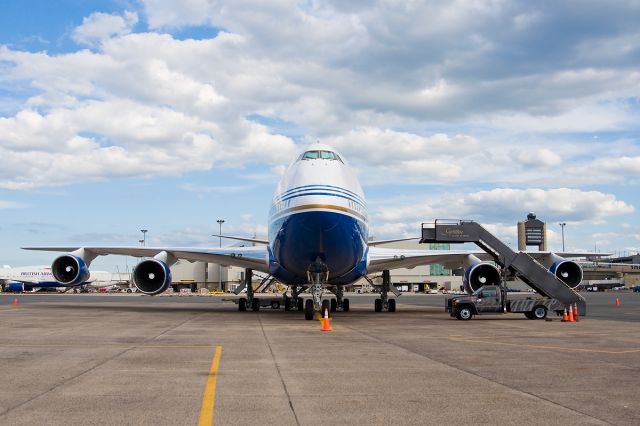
xmin=321 ymin=299 xmax=331 ymax=317
xmin=343 ymin=299 xmax=350 ymax=312
xmin=251 ymin=298 xmax=260 ymax=312
xmin=304 ymin=299 xmax=314 ymax=320
xmin=238 ymin=298 xmax=247 ymax=311
xmin=284 ymin=297 xmax=292 ymax=311
xmin=330 ymin=298 xmax=337 ymax=312
xmin=388 ymin=299 xmax=396 ymax=312
xmin=297 ymin=298 xmax=304 ymax=311
xmin=374 ymin=298 xmax=382 ymax=312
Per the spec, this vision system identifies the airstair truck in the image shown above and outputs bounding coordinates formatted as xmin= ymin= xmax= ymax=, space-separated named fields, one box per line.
xmin=446 ymin=285 xmax=564 ymax=320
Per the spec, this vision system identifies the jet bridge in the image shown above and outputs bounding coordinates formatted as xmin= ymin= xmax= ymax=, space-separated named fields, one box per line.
xmin=421 ymin=220 xmax=586 ymax=315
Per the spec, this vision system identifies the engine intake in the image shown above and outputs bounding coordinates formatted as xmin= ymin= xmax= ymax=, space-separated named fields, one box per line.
xmin=52 ymin=255 xmax=90 ymax=285
xmin=133 ymin=259 xmax=172 ymax=295
xmin=463 ymin=255 xmax=501 ymax=294
xmin=550 ymin=259 xmax=583 ymax=288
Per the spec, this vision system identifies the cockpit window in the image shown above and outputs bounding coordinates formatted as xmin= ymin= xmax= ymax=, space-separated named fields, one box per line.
xmin=300 ymin=150 xmax=343 ymax=162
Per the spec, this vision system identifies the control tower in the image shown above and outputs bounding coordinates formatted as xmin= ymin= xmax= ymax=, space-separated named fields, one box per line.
xmin=517 ymin=213 xmax=547 ymax=251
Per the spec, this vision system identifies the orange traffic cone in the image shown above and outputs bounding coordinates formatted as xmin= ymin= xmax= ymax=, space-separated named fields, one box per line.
xmin=568 ymin=305 xmax=575 ymax=322
xmin=11 ymin=298 xmax=19 ymax=307
xmin=616 ymin=298 xmax=620 ymax=306
xmin=572 ymin=303 xmax=579 ymax=322
xmin=561 ymin=307 xmax=569 ymax=322
xmin=320 ymin=308 xmax=332 ymax=332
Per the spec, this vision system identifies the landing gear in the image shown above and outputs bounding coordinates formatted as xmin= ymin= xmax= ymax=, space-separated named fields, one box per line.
xmin=335 ymin=285 xmax=349 ymax=312
xmin=330 ymin=298 xmax=337 ymax=312
xmin=304 ymin=299 xmax=314 ymax=321
xmin=297 ymin=297 xmax=304 ymax=311
xmin=284 ymin=297 xmax=292 ymax=311
xmin=305 ymin=257 xmax=329 ymax=321
xmin=251 ymin=298 xmax=260 ymax=312
xmin=321 ymin=299 xmax=331 ymax=317
xmin=238 ymin=298 xmax=247 ymax=311
xmin=374 ymin=270 xmax=396 ymax=312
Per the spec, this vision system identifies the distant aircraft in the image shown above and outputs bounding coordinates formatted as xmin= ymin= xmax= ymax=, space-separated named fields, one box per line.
xmin=24 ymin=143 xmax=588 ymax=319
xmin=0 ymin=265 xmax=129 ymax=293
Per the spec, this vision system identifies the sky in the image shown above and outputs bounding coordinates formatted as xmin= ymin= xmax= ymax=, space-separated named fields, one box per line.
xmin=1 ymin=0 xmax=639 ymax=271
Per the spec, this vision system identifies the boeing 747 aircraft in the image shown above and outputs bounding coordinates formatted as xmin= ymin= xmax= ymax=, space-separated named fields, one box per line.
xmin=0 ymin=265 xmax=129 ymax=293
xmin=24 ymin=143 xmax=587 ymax=319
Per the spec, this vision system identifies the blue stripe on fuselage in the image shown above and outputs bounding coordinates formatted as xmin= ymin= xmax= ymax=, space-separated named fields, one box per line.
xmin=268 ymin=210 xmax=368 ymax=285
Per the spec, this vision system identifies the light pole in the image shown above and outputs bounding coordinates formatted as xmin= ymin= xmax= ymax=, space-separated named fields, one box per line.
xmin=216 ymin=220 xmax=225 ymax=290
xmin=139 ymin=239 xmax=144 ymax=247
xmin=140 ymin=229 xmax=148 ymax=247
xmin=559 ymin=223 xmax=566 ymax=252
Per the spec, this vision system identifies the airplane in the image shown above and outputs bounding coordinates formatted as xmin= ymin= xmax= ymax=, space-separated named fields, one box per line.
xmin=0 ymin=265 xmax=129 ymax=293
xmin=23 ymin=143 xmax=589 ymax=319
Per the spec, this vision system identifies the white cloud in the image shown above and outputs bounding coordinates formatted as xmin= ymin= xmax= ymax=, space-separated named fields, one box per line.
xmin=72 ymin=11 xmax=138 ymax=47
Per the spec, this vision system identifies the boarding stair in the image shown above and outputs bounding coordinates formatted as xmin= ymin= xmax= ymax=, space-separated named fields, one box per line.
xmin=421 ymin=220 xmax=586 ymax=315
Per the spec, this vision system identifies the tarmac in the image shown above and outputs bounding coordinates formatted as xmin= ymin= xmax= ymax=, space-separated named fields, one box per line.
xmin=0 ymin=292 xmax=638 ymax=425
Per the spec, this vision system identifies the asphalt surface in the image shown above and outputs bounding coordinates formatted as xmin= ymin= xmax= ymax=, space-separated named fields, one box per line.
xmin=0 ymin=292 xmax=638 ymax=425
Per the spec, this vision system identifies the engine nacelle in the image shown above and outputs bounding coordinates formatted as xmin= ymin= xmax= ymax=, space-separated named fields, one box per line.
xmin=6 ymin=281 xmax=25 ymax=292
xmin=52 ymin=255 xmax=90 ymax=286
xmin=549 ymin=257 xmax=583 ymax=288
xmin=133 ymin=259 xmax=172 ymax=295
xmin=463 ymin=255 xmax=501 ymax=294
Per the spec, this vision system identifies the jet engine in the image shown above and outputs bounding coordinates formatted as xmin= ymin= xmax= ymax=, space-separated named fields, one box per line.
xmin=548 ymin=254 xmax=583 ymax=288
xmin=463 ymin=255 xmax=501 ymax=294
xmin=52 ymin=255 xmax=90 ymax=286
xmin=132 ymin=259 xmax=172 ymax=295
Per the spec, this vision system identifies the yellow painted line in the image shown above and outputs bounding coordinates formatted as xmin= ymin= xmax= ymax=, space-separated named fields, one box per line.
xmin=198 ymin=345 xmax=223 ymax=426
xmin=448 ymin=337 xmax=640 ymax=354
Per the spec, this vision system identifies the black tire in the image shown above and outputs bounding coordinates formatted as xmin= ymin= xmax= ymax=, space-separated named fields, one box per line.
xmin=343 ymin=298 xmax=350 ymax=312
xmin=330 ymin=298 xmax=337 ymax=312
xmin=297 ymin=297 xmax=304 ymax=311
xmin=374 ymin=298 xmax=382 ymax=312
xmin=388 ymin=299 xmax=396 ymax=312
xmin=126 ymin=288 xmax=132 ymax=293
xmin=251 ymin=298 xmax=260 ymax=312
xmin=284 ymin=297 xmax=292 ymax=311
xmin=238 ymin=298 xmax=247 ymax=312
xmin=532 ymin=305 xmax=547 ymax=320
xmin=524 ymin=311 xmax=535 ymax=319
xmin=304 ymin=299 xmax=314 ymax=320
xmin=456 ymin=305 xmax=473 ymax=320
xmin=321 ymin=299 xmax=331 ymax=317
xmin=270 ymin=301 xmax=280 ymax=309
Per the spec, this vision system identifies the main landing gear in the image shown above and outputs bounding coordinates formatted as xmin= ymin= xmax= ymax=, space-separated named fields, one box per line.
xmin=238 ymin=268 xmax=261 ymax=312
xmin=374 ymin=270 xmax=396 ymax=312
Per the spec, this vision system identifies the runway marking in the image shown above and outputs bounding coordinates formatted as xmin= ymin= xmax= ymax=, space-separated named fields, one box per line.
xmin=448 ymin=337 xmax=640 ymax=354
xmin=198 ymin=345 xmax=223 ymax=426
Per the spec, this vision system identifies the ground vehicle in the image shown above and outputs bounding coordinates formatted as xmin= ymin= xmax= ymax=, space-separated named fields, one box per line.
xmin=445 ymin=285 xmax=564 ymax=321
xmin=633 ymin=285 xmax=640 ymax=293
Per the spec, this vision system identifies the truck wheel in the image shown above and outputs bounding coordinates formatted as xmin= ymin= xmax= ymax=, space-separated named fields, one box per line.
xmin=374 ymin=298 xmax=382 ymax=312
xmin=251 ymin=298 xmax=260 ymax=312
xmin=270 ymin=301 xmax=280 ymax=309
xmin=238 ymin=298 xmax=247 ymax=311
xmin=304 ymin=299 xmax=314 ymax=320
xmin=532 ymin=305 xmax=547 ymax=320
xmin=343 ymin=298 xmax=350 ymax=312
xmin=524 ymin=311 xmax=535 ymax=319
xmin=456 ymin=306 xmax=473 ymax=320
xmin=388 ymin=299 xmax=396 ymax=312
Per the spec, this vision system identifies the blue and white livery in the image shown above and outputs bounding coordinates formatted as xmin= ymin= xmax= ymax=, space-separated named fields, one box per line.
xmin=23 ymin=143 xmax=587 ymax=319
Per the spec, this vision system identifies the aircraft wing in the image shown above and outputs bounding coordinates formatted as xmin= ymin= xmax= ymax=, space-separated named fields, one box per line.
xmin=22 ymin=246 xmax=271 ymax=273
xmin=367 ymin=247 xmax=601 ymax=274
